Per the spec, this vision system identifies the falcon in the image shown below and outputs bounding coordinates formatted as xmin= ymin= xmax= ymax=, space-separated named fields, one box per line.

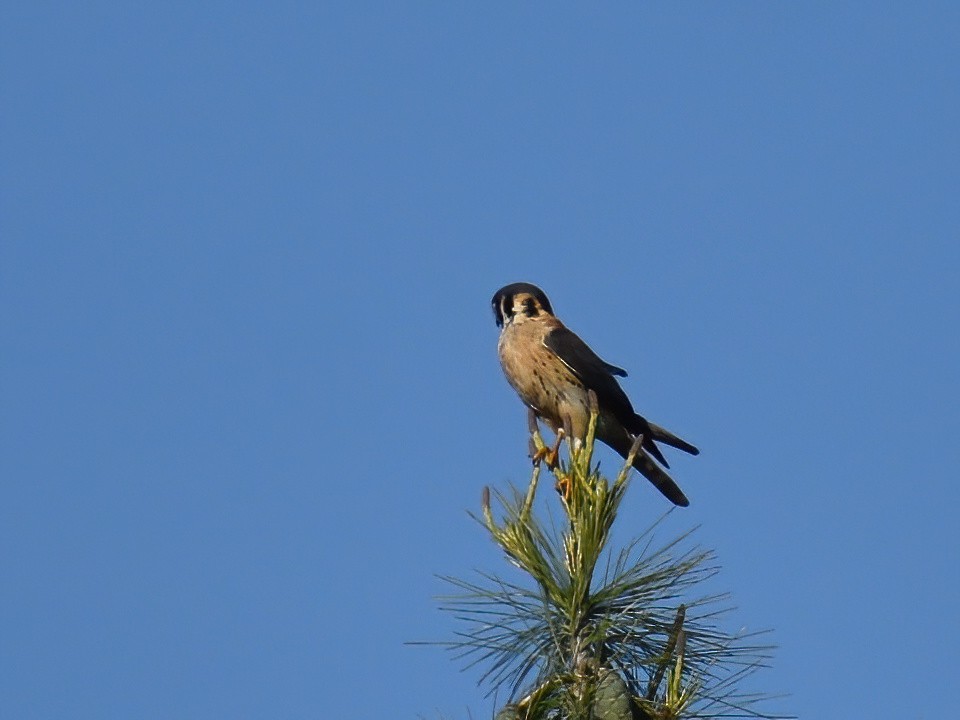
xmin=492 ymin=282 xmax=698 ymax=506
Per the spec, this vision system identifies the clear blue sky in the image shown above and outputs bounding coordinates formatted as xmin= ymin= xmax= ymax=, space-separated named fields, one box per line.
xmin=2 ymin=3 xmax=958 ymax=718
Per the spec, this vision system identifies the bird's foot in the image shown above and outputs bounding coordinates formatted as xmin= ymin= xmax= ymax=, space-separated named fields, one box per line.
xmin=532 ymin=429 xmax=564 ymax=469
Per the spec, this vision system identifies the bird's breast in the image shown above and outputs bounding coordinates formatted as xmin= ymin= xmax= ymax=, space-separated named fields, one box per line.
xmin=497 ymin=323 xmax=590 ymax=433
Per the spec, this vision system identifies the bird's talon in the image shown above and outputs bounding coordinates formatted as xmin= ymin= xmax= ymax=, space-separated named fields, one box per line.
xmin=544 ymin=430 xmax=564 ymax=469
xmin=544 ymin=447 xmax=559 ymax=469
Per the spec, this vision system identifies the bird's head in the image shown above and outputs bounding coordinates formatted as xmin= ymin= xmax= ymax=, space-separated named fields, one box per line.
xmin=491 ymin=282 xmax=554 ymax=328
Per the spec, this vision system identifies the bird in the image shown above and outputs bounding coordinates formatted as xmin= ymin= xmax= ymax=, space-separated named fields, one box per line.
xmin=491 ymin=282 xmax=698 ymax=506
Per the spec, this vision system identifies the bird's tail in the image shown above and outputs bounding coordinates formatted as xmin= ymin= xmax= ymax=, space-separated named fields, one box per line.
xmin=645 ymin=421 xmax=700 ymax=457
xmin=607 ymin=431 xmax=690 ymax=507
xmin=625 ymin=415 xmax=699 ymax=468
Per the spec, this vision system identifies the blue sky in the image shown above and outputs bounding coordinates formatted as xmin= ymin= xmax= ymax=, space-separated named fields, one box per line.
xmin=2 ymin=2 xmax=958 ymax=718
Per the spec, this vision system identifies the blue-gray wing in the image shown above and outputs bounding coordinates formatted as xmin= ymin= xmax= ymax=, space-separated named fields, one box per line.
xmin=543 ymin=326 xmax=675 ymax=467
xmin=542 ymin=326 xmax=634 ymax=421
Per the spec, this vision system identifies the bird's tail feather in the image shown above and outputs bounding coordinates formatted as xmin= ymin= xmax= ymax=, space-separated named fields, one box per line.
xmin=607 ymin=432 xmax=690 ymax=507
xmin=645 ymin=421 xmax=700 ymax=456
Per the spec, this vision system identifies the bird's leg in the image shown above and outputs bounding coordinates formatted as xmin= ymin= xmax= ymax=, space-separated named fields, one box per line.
xmin=529 ymin=410 xmax=565 ymax=469
xmin=528 ymin=409 xmax=550 ymax=464
xmin=543 ymin=427 xmax=565 ymax=469
xmin=549 ymin=413 xmax=579 ymax=500
xmin=531 ymin=428 xmax=565 ymax=470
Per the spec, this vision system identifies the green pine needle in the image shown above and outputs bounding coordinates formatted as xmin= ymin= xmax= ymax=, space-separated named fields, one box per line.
xmin=427 ymin=401 xmax=790 ymax=719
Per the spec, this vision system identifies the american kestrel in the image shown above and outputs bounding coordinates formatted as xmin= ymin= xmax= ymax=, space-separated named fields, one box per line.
xmin=492 ymin=282 xmax=698 ymax=507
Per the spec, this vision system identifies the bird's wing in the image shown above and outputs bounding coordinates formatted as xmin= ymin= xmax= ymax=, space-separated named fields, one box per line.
xmin=544 ymin=326 xmax=673 ymax=467
xmin=543 ymin=326 xmax=634 ymax=419
xmin=602 ymin=360 xmax=628 ymax=377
